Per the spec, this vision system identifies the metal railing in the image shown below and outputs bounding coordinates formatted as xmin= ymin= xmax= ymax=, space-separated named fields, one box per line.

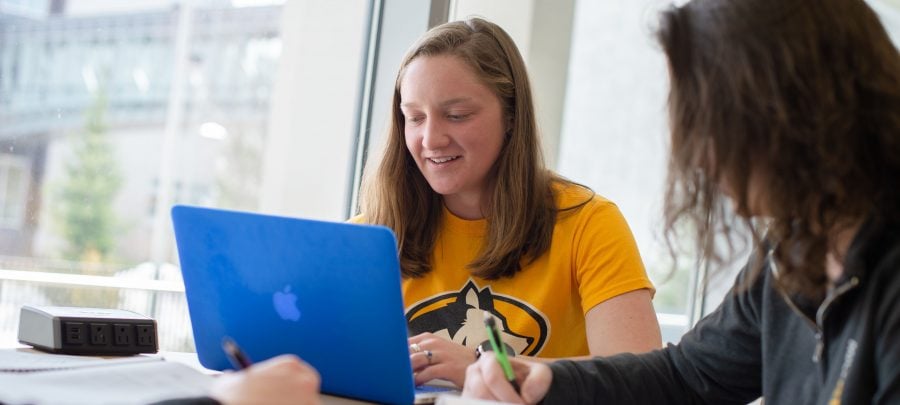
xmin=0 ymin=267 xmax=194 ymax=352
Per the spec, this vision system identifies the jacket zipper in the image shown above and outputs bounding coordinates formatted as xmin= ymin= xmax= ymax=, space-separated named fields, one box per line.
xmin=768 ymin=251 xmax=860 ymax=363
xmin=812 ymin=277 xmax=859 ymax=363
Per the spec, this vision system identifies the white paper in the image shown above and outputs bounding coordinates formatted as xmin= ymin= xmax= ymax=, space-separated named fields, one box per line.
xmin=436 ymin=396 xmax=517 ymax=405
xmin=0 ymin=360 xmax=213 ymax=405
xmin=0 ymin=348 xmax=162 ymax=372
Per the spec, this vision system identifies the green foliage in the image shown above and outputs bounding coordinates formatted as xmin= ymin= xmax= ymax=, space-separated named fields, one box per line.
xmin=54 ymin=91 xmax=122 ymax=268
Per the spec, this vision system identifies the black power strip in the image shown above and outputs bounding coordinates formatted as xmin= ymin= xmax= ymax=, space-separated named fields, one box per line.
xmin=18 ymin=305 xmax=159 ymax=355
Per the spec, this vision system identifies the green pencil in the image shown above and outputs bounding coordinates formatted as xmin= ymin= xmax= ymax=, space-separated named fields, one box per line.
xmin=483 ymin=311 xmax=521 ymax=393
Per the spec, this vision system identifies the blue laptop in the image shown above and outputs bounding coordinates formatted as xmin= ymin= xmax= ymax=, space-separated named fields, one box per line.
xmin=171 ymin=205 xmax=449 ymax=404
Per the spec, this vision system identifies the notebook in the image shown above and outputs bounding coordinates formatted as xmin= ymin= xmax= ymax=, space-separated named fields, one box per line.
xmin=171 ymin=205 xmax=454 ymax=404
xmin=0 ymin=348 xmax=161 ymax=373
xmin=0 ymin=349 xmax=212 ymax=405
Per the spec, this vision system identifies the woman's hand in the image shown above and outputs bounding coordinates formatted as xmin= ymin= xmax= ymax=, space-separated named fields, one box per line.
xmin=408 ymin=332 xmax=478 ymax=387
xmin=462 ymin=354 xmax=552 ymax=405
xmin=210 ymin=355 xmax=321 ymax=405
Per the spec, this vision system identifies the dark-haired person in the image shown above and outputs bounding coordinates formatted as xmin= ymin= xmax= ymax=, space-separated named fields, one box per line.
xmin=463 ymin=0 xmax=900 ymax=403
xmin=353 ymin=17 xmax=662 ymax=387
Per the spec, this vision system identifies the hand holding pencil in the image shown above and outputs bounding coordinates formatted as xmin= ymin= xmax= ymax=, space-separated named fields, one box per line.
xmin=460 ymin=312 xmax=554 ymax=404
xmin=462 ymin=352 xmax=553 ymax=405
xmin=211 ymin=337 xmax=322 ymax=405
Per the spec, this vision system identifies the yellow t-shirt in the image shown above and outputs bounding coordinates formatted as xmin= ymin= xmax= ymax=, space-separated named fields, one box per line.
xmin=402 ymin=183 xmax=653 ymax=358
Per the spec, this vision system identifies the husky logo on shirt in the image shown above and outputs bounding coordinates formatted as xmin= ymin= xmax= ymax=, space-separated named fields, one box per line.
xmin=405 ymin=280 xmax=549 ymax=356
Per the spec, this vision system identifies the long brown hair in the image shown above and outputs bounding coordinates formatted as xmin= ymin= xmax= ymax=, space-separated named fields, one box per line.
xmin=360 ymin=17 xmax=573 ymax=280
xmin=658 ymin=0 xmax=900 ymax=298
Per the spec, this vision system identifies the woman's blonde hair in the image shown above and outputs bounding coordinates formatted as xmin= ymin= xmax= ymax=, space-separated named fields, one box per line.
xmin=360 ymin=17 xmax=576 ymax=279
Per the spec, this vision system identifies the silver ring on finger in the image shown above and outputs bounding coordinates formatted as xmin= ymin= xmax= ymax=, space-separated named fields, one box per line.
xmin=425 ymin=350 xmax=434 ymax=365
xmin=410 ymin=343 xmax=422 ymax=353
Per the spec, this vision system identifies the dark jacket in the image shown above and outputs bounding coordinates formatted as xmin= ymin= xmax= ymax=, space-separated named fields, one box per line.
xmin=544 ymin=219 xmax=900 ymax=404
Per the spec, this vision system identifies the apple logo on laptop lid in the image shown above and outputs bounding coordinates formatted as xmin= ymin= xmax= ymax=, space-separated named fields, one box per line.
xmin=273 ymin=285 xmax=301 ymax=321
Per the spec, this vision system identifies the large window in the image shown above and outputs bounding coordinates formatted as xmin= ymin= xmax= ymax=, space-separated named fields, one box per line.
xmin=0 ymin=0 xmax=371 ymax=350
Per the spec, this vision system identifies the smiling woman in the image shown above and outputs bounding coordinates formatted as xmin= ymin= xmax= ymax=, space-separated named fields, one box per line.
xmin=356 ymin=17 xmax=662 ymax=388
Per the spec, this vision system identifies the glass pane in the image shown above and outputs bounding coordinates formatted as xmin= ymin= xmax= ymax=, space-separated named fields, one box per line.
xmin=0 ymin=0 xmax=367 ymax=351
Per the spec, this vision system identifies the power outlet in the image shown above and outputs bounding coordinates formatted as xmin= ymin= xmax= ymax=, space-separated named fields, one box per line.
xmin=113 ymin=324 xmax=134 ymax=346
xmin=90 ymin=323 xmax=111 ymax=345
xmin=19 ymin=305 xmax=158 ymax=355
xmin=64 ymin=322 xmax=86 ymax=344
xmin=136 ymin=324 xmax=155 ymax=346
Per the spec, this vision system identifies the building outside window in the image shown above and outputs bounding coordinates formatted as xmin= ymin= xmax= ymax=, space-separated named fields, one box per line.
xmin=0 ymin=0 xmax=370 ymax=351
